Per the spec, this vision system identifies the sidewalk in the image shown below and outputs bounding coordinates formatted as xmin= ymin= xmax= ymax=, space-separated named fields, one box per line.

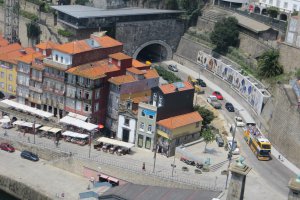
xmin=164 ymin=60 xmax=300 ymax=176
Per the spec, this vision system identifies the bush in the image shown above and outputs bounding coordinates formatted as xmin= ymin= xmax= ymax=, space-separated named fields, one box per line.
xmin=58 ymin=29 xmax=74 ymax=37
xmin=154 ymin=65 xmax=181 ymax=83
xmin=257 ymin=50 xmax=283 ymax=78
xmin=194 ymin=105 xmax=215 ymax=126
xmin=0 ymin=0 xmax=4 ymax=5
xmin=267 ymin=7 xmax=279 ymax=18
xmin=20 ymin=10 xmax=38 ymax=21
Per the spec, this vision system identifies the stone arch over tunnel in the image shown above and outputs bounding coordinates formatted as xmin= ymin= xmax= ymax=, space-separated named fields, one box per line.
xmin=133 ymin=40 xmax=173 ymax=63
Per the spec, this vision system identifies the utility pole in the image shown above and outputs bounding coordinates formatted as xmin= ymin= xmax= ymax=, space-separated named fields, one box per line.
xmin=153 ymin=137 xmax=158 ymax=173
xmin=225 ymin=109 xmax=243 ymax=189
xmin=33 ymin=116 xmax=36 ymax=144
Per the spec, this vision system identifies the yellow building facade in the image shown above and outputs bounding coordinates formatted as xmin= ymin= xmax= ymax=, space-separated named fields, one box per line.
xmin=0 ymin=62 xmax=17 ymax=97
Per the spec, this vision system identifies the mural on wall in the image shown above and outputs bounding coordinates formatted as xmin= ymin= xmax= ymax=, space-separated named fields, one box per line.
xmin=197 ymin=51 xmax=270 ymax=115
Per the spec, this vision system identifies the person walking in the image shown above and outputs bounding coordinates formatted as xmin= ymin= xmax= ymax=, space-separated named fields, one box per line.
xmin=142 ymin=162 xmax=145 ymax=171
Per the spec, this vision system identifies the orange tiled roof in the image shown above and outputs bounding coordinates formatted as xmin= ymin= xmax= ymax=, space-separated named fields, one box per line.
xmin=66 ymin=59 xmax=120 ymax=80
xmin=144 ymin=69 xmax=159 ymax=79
xmin=17 ymin=52 xmax=43 ymax=64
xmin=157 ymin=111 xmax=203 ymax=130
xmin=0 ymin=43 xmax=22 ymax=55
xmin=0 ymin=48 xmax=35 ymax=64
xmin=127 ymin=67 xmax=146 ymax=75
xmin=160 ymin=81 xmax=193 ymax=94
xmin=35 ymin=41 xmax=57 ymax=50
xmin=108 ymin=75 xmax=136 ymax=85
xmin=0 ymin=36 xmax=9 ymax=47
xmin=109 ymin=52 xmax=131 ymax=60
xmin=132 ymin=96 xmax=149 ymax=104
xmin=93 ymin=35 xmax=122 ymax=48
xmin=53 ymin=40 xmax=91 ymax=54
xmin=132 ymin=59 xmax=150 ymax=69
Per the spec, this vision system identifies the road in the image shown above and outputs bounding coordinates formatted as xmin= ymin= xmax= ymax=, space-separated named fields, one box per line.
xmin=163 ymin=61 xmax=295 ymax=198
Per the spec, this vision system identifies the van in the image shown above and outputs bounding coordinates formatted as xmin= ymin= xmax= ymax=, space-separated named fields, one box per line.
xmin=215 ymin=134 xmax=224 ymax=147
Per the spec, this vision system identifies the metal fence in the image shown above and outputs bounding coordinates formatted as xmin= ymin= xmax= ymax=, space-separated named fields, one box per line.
xmin=0 ymin=134 xmax=223 ymax=192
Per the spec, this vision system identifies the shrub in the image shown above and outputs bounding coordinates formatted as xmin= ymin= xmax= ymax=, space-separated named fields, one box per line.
xmin=20 ymin=10 xmax=38 ymax=21
xmin=58 ymin=29 xmax=74 ymax=37
xmin=154 ymin=65 xmax=181 ymax=83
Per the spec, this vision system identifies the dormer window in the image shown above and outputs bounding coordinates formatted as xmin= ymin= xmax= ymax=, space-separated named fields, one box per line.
xmin=60 ymin=56 xmax=63 ymax=63
xmin=117 ymin=60 xmax=121 ymax=67
xmin=158 ymin=95 xmax=163 ymax=107
xmin=109 ymin=58 xmax=112 ymax=63
xmin=55 ymin=55 xmax=58 ymax=61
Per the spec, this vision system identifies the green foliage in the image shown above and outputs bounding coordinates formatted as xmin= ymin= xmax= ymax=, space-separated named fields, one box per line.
xmin=201 ymin=128 xmax=215 ymax=152
xmin=257 ymin=50 xmax=283 ymax=78
xmin=292 ymin=10 xmax=299 ymax=16
xmin=179 ymin=0 xmax=203 ymax=26
xmin=194 ymin=105 xmax=216 ymax=126
xmin=0 ymin=0 xmax=4 ymax=5
xmin=40 ymin=3 xmax=54 ymax=13
xmin=210 ymin=17 xmax=239 ymax=53
xmin=58 ymin=29 xmax=74 ymax=37
xmin=20 ymin=10 xmax=38 ymax=21
xmin=27 ymin=0 xmax=43 ymax=5
xmin=166 ymin=0 xmax=179 ymax=10
xmin=154 ymin=65 xmax=181 ymax=83
xmin=295 ymin=69 xmax=300 ymax=79
xmin=75 ymin=0 xmax=89 ymax=5
xmin=26 ymin=22 xmax=41 ymax=38
xmin=267 ymin=7 xmax=279 ymax=18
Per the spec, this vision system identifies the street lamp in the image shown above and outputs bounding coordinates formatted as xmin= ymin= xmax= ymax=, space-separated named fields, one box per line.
xmin=225 ymin=108 xmax=244 ymax=189
xmin=32 ymin=116 xmax=36 ymax=144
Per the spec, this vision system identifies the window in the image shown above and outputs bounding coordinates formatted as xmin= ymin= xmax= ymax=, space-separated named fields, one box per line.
xmin=124 ymin=118 xmax=130 ymax=126
xmin=284 ymin=2 xmax=288 ymax=8
xmin=145 ymin=137 xmax=151 ymax=149
xmin=8 ymin=85 xmax=12 ymax=91
xmin=293 ymin=4 xmax=297 ymax=11
xmin=55 ymin=55 xmax=58 ymax=61
xmin=138 ymin=134 xmax=144 ymax=148
xmin=141 ymin=110 xmax=145 ymax=116
xmin=85 ymin=104 xmax=89 ymax=112
xmin=196 ymin=122 xmax=200 ymax=128
xmin=276 ymin=0 xmax=280 ymax=7
xmin=60 ymin=56 xmax=63 ymax=63
xmin=147 ymin=125 xmax=152 ymax=133
xmin=140 ymin=122 xmax=145 ymax=131
xmin=95 ymin=89 xmax=100 ymax=99
xmin=0 ymin=72 xmax=4 ymax=78
xmin=175 ymin=138 xmax=180 ymax=145
xmin=94 ymin=103 xmax=99 ymax=112
xmin=149 ymin=115 xmax=153 ymax=119
xmin=269 ymin=0 xmax=273 ymax=4
xmin=8 ymin=74 xmax=13 ymax=81
xmin=158 ymin=95 xmax=163 ymax=107
xmin=0 ymin=82 xmax=4 ymax=89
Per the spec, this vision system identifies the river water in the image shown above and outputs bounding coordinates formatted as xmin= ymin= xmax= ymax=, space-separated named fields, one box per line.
xmin=0 ymin=189 xmax=19 ymax=200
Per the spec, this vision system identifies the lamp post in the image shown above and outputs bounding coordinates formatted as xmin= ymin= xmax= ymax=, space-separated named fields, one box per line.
xmin=153 ymin=136 xmax=158 ymax=173
xmin=225 ymin=108 xmax=244 ymax=189
xmin=33 ymin=116 xmax=36 ymax=144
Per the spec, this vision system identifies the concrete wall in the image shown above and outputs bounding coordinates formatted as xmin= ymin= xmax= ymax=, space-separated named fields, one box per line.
xmin=0 ymin=174 xmax=52 ymax=200
xmin=279 ymin=42 xmax=300 ymax=73
xmin=174 ymin=36 xmax=300 ymax=168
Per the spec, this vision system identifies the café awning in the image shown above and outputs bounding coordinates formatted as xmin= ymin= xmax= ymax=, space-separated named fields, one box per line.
xmin=49 ymin=128 xmax=62 ymax=133
xmin=97 ymin=137 xmax=134 ymax=149
xmin=60 ymin=116 xmax=97 ymax=131
xmin=39 ymin=126 xmax=53 ymax=131
xmin=62 ymin=131 xmax=89 ymax=139
xmin=67 ymin=112 xmax=88 ymax=121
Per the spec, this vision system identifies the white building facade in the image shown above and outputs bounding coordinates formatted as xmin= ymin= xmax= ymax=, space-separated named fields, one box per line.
xmin=117 ymin=111 xmax=137 ymax=143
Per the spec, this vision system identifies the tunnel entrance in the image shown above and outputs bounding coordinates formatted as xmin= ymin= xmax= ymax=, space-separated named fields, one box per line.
xmin=136 ymin=43 xmax=167 ymax=63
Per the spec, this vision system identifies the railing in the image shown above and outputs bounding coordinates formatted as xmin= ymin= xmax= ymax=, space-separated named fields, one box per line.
xmin=28 ymin=97 xmax=42 ymax=104
xmin=44 ymin=72 xmax=65 ymax=82
xmin=43 ymin=85 xmax=54 ymax=92
xmin=17 ymin=80 xmax=29 ymax=87
xmin=17 ymin=93 xmax=29 ymax=98
xmin=43 ymin=58 xmax=70 ymax=71
xmin=31 ymin=76 xmax=43 ymax=82
xmin=29 ymin=86 xmax=43 ymax=93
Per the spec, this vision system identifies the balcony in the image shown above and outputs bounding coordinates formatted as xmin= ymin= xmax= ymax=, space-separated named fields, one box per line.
xmin=43 ymin=57 xmax=70 ymax=71
xmin=43 ymin=85 xmax=54 ymax=92
xmin=17 ymin=80 xmax=29 ymax=87
xmin=28 ymin=97 xmax=42 ymax=104
xmin=17 ymin=92 xmax=29 ymax=99
xmin=17 ymin=68 xmax=30 ymax=74
xmin=29 ymin=86 xmax=43 ymax=93
xmin=44 ymin=72 xmax=65 ymax=82
xmin=31 ymin=76 xmax=42 ymax=82
xmin=41 ymin=98 xmax=47 ymax=104
xmin=66 ymin=93 xmax=76 ymax=99
xmin=54 ymin=88 xmax=65 ymax=96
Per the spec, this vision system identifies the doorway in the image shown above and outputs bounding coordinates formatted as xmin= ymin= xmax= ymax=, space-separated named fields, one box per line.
xmin=122 ymin=129 xmax=130 ymax=142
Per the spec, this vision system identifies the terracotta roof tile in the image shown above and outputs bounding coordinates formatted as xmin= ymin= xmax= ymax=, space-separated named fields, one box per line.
xmin=35 ymin=41 xmax=57 ymax=50
xmin=108 ymin=75 xmax=136 ymax=85
xmin=66 ymin=59 xmax=120 ymax=80
xmin=92 ymin=35 xmax=122 ymax=48
xmin=53 ymin=40 xmax=91 ymax=54
xmin=132 ymin=96 xmax=149 ymax=104
xmin=132 ymin=59 xmax=150 ymax=69
xmin=126 ymin=67 xmax=146 ymax=75
xmin=0 ymin=36 xmax=9 ymax=47
xmin=109 ymin=52 xmax=131 ymax=60
xmin=157 ymin=111 xmax=203 ymax=130
xmin=160 ymin=81 xmax=194 ymax=94
xmin=17 ymin=52 xmax=43 ymax=64
xmin=0 ymin=48 xmax=35 ymax=64
xmin=144 ymin=69 xmax=159 ymax=79
xmin=0 ymin=43 xmax=22 ymax=55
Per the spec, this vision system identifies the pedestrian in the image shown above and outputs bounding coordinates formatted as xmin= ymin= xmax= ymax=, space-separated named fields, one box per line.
xmin=61 ymin=192 xmax=64 ymax=198
xmin=142 ymin=162 xmax=145 ymax=171
xmin=278 ymin=154 xmax=281 ymax=160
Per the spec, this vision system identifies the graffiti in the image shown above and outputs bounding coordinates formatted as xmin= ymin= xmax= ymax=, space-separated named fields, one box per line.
xmin=197 ymin=51 xmax=271 ymax=115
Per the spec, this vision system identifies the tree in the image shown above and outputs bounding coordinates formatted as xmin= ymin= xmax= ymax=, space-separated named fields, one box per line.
xmin=267 ymin=7 xmax=279 ymax=18
xmin=26 ymin=21 xmax=41 ymax=46
xmin=257 ymin=50 xmax=283 ymax=78
xmin=166 ymin=0 xmax=179 ymax=10
xmin=194 ymin=105 xmax=216 ymax=126
xmin=210 ymin=17 xmax=239 ymax=53
xmin=202 ymin=128 xmax=215 ymax=153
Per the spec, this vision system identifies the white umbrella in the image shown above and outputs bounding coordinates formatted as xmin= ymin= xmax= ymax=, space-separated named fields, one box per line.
xmin=0 ymin=118 xmax=10 ymax=123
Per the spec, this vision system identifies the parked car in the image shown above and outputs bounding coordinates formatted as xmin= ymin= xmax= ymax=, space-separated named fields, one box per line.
xmin=225 ymin=102 xmax=235 ymax=112
xmin=196 ymin=79 xmax=207 ymax=87
xmin=168 ymin=64 xmax=178 ymax=72
xmin=20 ymin=150 xmax=39 ymax=161
xmin=116 ymin=147 xmax=131 ymax=156
xmin=102 ymin=144 xmax=113 ymax=153
xmin=207 ymin=96 xmax=222 ymax=109
xmin=227 ymin=137 xmax=239 ymax=155
xmin=0 ymin=143 xmax=15 ymax=152
xmin=212 ymin=91 xmax=223 ymax=100
xmin=215 ymin=134 xmax=224 ymax=147
xmin=235 ymin=116 xmax=245 ymax=127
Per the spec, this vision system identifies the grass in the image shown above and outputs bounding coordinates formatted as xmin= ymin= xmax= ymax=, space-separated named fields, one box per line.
xmin=186 ymin=29 xmax=215 ymax=48
xmin=58 ymin=29 xmax=74 ymax=37
xmin=153 ymin=65 xmax=181 ymax=83
xmin=20 ymin=10 xmax=38 ymax=21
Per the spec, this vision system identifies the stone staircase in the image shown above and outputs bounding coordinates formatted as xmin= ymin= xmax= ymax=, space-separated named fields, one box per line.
xmin=201 ymin=9 xmax=229 ymax=22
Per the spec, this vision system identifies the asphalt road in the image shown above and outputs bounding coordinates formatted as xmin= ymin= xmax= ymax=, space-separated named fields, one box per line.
xmin=162 ymin=61 xmax=294 ymax=197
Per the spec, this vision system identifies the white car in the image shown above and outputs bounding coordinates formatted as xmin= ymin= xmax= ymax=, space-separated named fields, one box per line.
xmin=235 ymin=116 xmax=245 ymax=127
xmin=227 ymin=137 xmax=240 ymax=155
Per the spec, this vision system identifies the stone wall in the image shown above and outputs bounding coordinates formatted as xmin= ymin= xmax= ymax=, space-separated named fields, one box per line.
xmin=173 ymin=36 xmax=300 ymax=168
xmin=196 ymin=18 xmax=215 ymax=32
xmin=115 ymin=19 xmax=184 ymax=58
xmin=0 ymin=174 xmax=52 ymax=200
xmin=279 ymin=42 xmax=300 ymax=73
xmin=238 ymin=33 xmax=271 ymax=58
